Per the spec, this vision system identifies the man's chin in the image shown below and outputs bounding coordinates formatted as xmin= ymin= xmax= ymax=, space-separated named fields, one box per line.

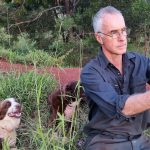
xmin=118 ymin=48 xmax=127 ymax=54
xmin=114 ymin=50 xmax=126 ymax=55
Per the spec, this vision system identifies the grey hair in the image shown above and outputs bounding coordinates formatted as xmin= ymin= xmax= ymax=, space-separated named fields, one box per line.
xmin=92 ymin=6 xmax=123 ymax=33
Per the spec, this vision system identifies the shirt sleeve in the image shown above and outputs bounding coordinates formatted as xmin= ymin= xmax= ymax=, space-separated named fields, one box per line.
xmin=146 ymin=57 xmax=150 ymax=81
xmin=81 ymin=66 xmax=130 ymax=118
xmin=145 ymin=58 xmax=150 ymax=125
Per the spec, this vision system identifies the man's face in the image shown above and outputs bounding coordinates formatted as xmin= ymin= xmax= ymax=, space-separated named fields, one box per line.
xmin=96 ymin=13 xmax=127 ymax=56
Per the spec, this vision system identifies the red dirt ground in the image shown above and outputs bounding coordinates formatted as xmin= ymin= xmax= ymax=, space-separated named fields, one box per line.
xmin=1 ymin=59 xmax=150 ymax=89
xmin=0 ymin=59 xmax=81 ymax=86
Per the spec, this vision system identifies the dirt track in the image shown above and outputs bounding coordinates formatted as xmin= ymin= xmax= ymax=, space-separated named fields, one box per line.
xmin=1 ymin=59 xmax=150 ymax=90
xmin=0 ymin=59 xmax=81 ymax=85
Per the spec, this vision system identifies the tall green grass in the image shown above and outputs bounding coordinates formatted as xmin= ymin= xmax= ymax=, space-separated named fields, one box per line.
xmin=0 ymin=70 xmax=88 ymax=150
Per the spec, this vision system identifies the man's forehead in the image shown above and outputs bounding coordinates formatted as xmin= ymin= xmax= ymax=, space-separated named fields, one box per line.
xmin=101 ymin=13 xmax=125 ymax=30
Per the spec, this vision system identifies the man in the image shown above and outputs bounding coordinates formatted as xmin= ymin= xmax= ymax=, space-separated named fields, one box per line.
xmin=80 ymin=6 xmax=150 ymax=150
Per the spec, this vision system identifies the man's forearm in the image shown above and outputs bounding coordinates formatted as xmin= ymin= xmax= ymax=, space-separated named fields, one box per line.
xmin=122 ymin=91 xmax=150 ymax=116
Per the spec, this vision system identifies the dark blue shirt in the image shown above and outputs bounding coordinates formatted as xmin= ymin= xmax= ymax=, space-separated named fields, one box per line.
xmin=80 ymin=49 xmax=150 ymax=137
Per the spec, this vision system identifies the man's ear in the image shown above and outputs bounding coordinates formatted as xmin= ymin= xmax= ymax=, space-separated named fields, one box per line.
xmin=95 ymin=33 xmax=103 ymax=45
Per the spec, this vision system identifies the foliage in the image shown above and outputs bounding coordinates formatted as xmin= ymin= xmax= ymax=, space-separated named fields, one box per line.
xmin=0 ymin=71 xmax=57 ymax=116
xmin=48 ymin=16 xmax=82 ymax=66
xmin=129 ymin=0 xmax=150 ymax=39
xmin=12 ymin=32 xmax=36 ymax=54
xmin=0 ymin=47 xmax=70 ymax=67
xmin=55 ymin=16 xmax=77 ymax=31
xmin=0 ymin=0 xmax=150 ymax=65
xmin=0 ymin=46 xmax=17 ymax=61
xmin=4 ymin=0 xmax=53 ymax=9
xmin=75 ymin=0 xmax=100 ymax=32
xmin=0 ymin=72 xmax=88 ymax=149
xmin=0 ymin=26 xmax=12 ymax=48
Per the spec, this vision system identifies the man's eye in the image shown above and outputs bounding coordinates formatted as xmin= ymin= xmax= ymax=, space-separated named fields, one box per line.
xmin=111 ymin=30 xmax=118 ymax=35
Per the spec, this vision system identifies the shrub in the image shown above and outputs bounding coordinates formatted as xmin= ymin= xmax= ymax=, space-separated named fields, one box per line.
xmin=13 ymin=33 xmax=36 ymax=54
xmin=0 ymin=48 xmax=66 ymax=67
xmin=0 ymin=26 xmax=12 ymax=48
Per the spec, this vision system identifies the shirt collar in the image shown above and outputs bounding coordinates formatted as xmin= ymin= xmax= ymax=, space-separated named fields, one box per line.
xmin=97 ymin=48 xmax=136 ymax=69
xmin=97 ymin=48 xmax=109 ymax=69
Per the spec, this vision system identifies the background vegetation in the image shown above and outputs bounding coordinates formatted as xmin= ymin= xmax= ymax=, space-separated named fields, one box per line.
xmin=0 ymin=0 xmax=150 ymax=149
xmin=0 ymin=71 xmax=88 ymax=150
xmin=0 ymin=0 xmax=149 ymax=67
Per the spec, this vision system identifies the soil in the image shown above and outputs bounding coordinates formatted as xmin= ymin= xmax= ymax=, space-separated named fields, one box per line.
xmin=0 ymin=59 xmax=81 ymax=86
xmin=1 ymin=59 xmax=150 ymax=89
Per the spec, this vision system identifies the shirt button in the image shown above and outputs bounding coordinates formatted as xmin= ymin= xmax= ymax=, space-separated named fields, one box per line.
xmin=126 ymin=118 xmax=129 ymax=121
xmin=110 ymin=64 xmax=113 ymax=67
